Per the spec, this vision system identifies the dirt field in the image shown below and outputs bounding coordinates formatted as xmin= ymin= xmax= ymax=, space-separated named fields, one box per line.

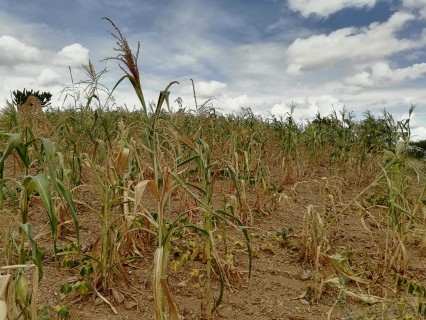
xmin=2 ymin=156 xmax=425 ymax=320
xmin=1 ymin=105 xmax=425 ymax=320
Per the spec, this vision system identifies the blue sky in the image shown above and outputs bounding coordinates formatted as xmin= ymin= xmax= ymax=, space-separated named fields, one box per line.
xmin=1 ymin=0 xmax=426 ymax=139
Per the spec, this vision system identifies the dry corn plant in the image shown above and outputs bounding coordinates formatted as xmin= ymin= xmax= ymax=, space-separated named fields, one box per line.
xmin=111 ymin=159 xmax=181 ymax=319
xmin=102 ymin=18 xmax=188 ymax=319
xmin=102 ymin=17 xmax=251 ymax=320
xmin=232 ymin=139 xmax=279 ymax=216
xmin=303 ymin=116 xmax=332 ymax=176
xmin=227 ymin=145 xmax=262 ymax=224
xmin=169 ymin=148 xmax=253 ymax=319
xmin=176 ymin=138 xmax=252 ymax=318
xmin=278 ymin=109 xmax=310 ymax=183
xmin=373 ymin=108 xmax=424 ymax=274
xmin=171 ymin=173 xmax=253 ymax=319
xmin=301 ymin=205 xmax=372 ymax=304
xmin=332 ymin=107 xmax=425 ymax=277
xmin=16 ymin=96 xmax=52 ymax=137
xmin=252 ymin=164 xmax=280 ymax=216
xmin=381 ymin=156 xmax=425 ymax=274
xmin=78 ymin=142 xmax=135 ymax=296
xmin=0 ymin=264 xmax=39 ymax=320
xmin=300 ymin=205 xmax=331 ymax=301
xmin=300 ymin=205 xmax=330 ymax=265
xmin=151 ymin=168 xmax=180 ymax=320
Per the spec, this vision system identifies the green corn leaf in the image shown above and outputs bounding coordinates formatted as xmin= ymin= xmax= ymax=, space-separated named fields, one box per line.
xmin=19 ymin=223 xmax=43 ymax=280
xmin=177 ymin=155 xmax=199 ymax=167
xmin=23 ymin=174 xmax=58 ymax=254
xmin=0 ymin=133 xmax=21 ymax=179
xmin=212 ymin=257 xmax=225 ymax=313
xmin=0 ymin=178 xmax=10 ymax=206
xmin=84 ymin=94 xmax=100 ymax=110
xmin=15 ymin=139 xmax=37 ymax=169
xmin=42 ymin=138 xmax=80 ymax=246
xmin=180 ymin=181 xmax=207 ymax=196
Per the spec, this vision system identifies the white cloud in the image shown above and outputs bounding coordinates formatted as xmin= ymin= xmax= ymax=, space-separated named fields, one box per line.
xmin=271 ymin=95 xmax=341 ymax=120
xmin=345 ymin=71 xmax=375 ymax=87
xmin=411 ymin=126 xmax=426 ymax=141
xmin=288 ymin=0 xmax=379 ymax=17
xmin=0 ymin=75 xmax=38 ymax=94
xmin=402 ymin=0 xmax=426 ymax=19
xmin=286 ymin=12 xmax=425 ymax=74
xmin=345 ymin=62 xmax=426 ymax=87
xmin=374 ymin=62 xmax=426 ymax=81
xmin=194 ymin=80 xmax=226 ymax=97
xmin=0 ymin=36 xmax=41 ymax=66
xmin=53 ymin=43 xmax=89 ymax=68
xmin=38 ymin=68 xmax=61 ymax=86
xmin=221 ymin=94 xmax=250 ymax=113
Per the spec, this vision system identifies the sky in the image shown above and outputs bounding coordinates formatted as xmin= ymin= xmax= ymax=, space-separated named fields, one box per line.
xmin=1 ymin=0 xmax=426 ymax=140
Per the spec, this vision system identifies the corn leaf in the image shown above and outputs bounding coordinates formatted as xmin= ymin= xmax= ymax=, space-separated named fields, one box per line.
xmin=22 ymin=174 xmax=58 ymax=256
xmin=41 ymin=138 xmax=80 ymax=246
xmin=19 ymin=224 xmax=43 ymax=280
xmin=0 ymin=133 xmax=21 ymax=179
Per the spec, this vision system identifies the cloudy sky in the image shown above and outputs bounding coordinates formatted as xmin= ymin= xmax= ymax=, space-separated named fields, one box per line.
xmin=1 ymin=0 xmax=426 ymax=139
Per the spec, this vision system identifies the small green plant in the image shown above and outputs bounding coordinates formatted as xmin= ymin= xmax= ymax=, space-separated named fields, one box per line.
xmin=53 ymin=305 xmax=70 ymax=319
xmin=395 ymin=274 xmax=426 ymax=318
xmin=276 ymin=227 xmax=294 ymax=247
xmin=37 ymin=304 xmax=71 ymax=320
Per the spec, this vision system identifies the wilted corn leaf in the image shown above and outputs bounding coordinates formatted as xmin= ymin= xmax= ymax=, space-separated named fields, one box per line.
xmin=0 ymin=274 xmax=11 ymax=319
xmin=0 ymin=299 xmax=6 ymax=320
xmin=0 ymin=274 xmax=11 ymax=298
xmin=134 ymin=180 xmax=151 ymax=208
xmin=153 ymin=247 xmax=164 ymax=320
xmin=342 ymin=290 xmax=381 ymax=304
xmin=114 ymin=147 xmax=130 ymax=173
xmin=325 ymin=277 xmax=381 ymax=304
xmin=325 ymin=253 xmax=368 ymax=284
xmin=15 ymin=273 xmax=29 ymax=309
xmin=161 ymin=279 xmax=179 ymax=320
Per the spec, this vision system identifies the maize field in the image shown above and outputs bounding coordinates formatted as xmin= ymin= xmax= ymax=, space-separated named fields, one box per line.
xmin=0 ymin=19 xmax=426 ymax=320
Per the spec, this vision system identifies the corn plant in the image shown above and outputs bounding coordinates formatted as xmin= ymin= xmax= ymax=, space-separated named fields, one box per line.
xmin=79 ymin=148 xmax=127 ymax=294
xmin=270 ymin=109 xmax=306 ymax=183
xmin=0 ymin=102 xmax=19 ymax=133
xmin=395 ymin=275 xmax=426 ymax=318
xmin=175 ymin=139 xmax=252 ymax=319
xmin=0 ymin=133 xmax=79 ymax=281
xmin=0 ymin=264 xmax=39 ymax=320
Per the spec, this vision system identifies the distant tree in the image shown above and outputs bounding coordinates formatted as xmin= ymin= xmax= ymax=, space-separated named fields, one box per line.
xmin=410 ymin=139 xmax=426 ymax=150
xmin=12 ymin=89 xmax=52 ymax=108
